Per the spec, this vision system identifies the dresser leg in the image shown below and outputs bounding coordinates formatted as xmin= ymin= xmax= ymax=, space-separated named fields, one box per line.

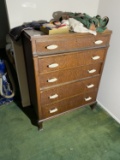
xmin=38 ymin=121 xmax=43 ymax=131
xmin=90 ymin=102 xmax=97 ymax=110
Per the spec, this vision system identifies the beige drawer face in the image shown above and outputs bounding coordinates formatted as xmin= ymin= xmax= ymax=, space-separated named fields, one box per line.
xmin=39 ymin=67 xmax=83 ymax=88
xmin=35 ymin=34 xmax=110 ymax=55
xmin=42 ymin=94 xmax=83 ymax=119
xmin=38 ymin=51 xmax=84 ymax=73
xmin=84 ymin=48 xmax=107 ymax=65
xmin=40 ymin=81 xmax=84 ymax=105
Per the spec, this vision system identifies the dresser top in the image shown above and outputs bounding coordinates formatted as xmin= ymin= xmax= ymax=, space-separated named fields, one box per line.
xmin=24 ymin=29 xmax=112 ymax=40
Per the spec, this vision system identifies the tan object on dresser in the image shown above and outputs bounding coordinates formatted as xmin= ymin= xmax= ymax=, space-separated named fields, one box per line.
xmin=22 ymin=29 xmax=112 ymax=130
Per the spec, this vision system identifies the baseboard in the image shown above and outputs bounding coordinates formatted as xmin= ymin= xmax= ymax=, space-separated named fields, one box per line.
xmin=97 ymin=100 xmax=120 ymax=124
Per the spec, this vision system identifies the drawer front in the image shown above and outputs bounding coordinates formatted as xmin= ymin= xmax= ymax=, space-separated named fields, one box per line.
xmin=38 ymin=51 xmax=84 ymax=73
xmin=40 ymin=81 xmax=84 ymax=105
xmin=83 ymin=76 xmax=100 ymax=92
xmin=84 ymin=48 xmax=107 ymax=65
xmin=40 ymin=76 xmax=100 ymax=105
xmin=83 ymin=91 xmax=97 ymax=105
xmin=83 ymin=63 xmax=102 ymax=78
xmin=35 ymin=34 xmax=110 ymax=55
xmin=40 ymin=64 xmax=102 ymax=88
xmin=42 ymin=90 xmax=97 ymax=119
xmin=42 ymin=94 xmax=83 ymax=119
xmin=40 ymin=67 xmax=83 ymax=88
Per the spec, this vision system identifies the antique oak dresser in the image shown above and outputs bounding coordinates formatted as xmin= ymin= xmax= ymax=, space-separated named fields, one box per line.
xmin=22 ymin=29 xmax=112 ymax=130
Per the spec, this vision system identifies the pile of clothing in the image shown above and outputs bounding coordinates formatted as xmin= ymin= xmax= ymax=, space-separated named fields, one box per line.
xmin=56 ymin=12 xmax=109 ymax=35
xmin=9 ymin=12 xmax=109 ymax=41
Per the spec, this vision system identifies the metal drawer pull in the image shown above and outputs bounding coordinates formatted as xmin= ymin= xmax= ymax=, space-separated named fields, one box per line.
xmin=88 ymin=69 xmax=96 ymax=74
xmin=47 ymin=78 xmax=58 ymax=83
xmin=86 ymin=84 xmax=95 ymax=88
xmin=84 ymin=97 xmax=92 ymax=101
xmin=94 ymin=40 xmax=103 ymax=45
xmin=48 ymin=63 xmax=59 ymax=68
xmin=49 ymin=108 xmax=58 ymax=113
xmin=92 ymin=56 xmax=100 ymax=60
xmin=46 ymin=45 xmax=58 ymax=50
xmin=49 ymin=94 xmax=58 ymax=99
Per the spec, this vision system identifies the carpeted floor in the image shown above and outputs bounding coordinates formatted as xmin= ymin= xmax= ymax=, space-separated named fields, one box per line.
xmin=0 ymin=102 xmax=120 ymax=160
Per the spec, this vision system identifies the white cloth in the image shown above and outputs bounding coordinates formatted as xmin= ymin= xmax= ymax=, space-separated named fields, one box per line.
xmin=68 ymin=18 xmax=97 ymax=35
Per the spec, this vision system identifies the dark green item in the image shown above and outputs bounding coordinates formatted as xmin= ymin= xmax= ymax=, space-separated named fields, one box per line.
xmin=68 ymin=13 xmax=109 ymax=33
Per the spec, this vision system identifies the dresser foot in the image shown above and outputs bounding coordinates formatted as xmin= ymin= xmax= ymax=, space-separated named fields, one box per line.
xmin=90 ymin=102 xmax=97 ymax=110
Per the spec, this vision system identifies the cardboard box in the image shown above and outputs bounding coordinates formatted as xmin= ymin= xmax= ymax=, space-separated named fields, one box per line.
xmin=40 ymin=26 xmax=70 ymax=35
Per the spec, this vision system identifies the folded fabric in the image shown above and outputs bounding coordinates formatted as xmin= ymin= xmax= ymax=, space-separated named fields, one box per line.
xmin=69 ymin=18 xmax=97 ymax=35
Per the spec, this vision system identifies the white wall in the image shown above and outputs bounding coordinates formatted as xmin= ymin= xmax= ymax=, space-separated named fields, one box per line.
xmin=97 ymin=0 xmax=120 ymax=122
xmin=5 ymin=0 xmax=99 ymax=28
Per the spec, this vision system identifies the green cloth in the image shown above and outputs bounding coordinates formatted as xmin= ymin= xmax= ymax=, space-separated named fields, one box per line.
xmin=68 ymin=13 xmax=109 ymax=33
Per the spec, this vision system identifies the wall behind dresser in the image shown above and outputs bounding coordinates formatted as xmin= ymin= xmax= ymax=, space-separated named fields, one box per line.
xmin=5 ymin=0 xmax=99 ymax=29
xmin=97 ymin=0 xmax=120 ymax=123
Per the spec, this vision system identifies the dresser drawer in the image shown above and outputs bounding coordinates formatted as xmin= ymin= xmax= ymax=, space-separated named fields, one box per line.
xmin=38 ymin=51 xmax=84 ymax=73
xmin=35 ymin=33 xmax=110 ymax=55
xmin=83 ymin=63 xmax=102 ymax=78
xmin=83 ymin=76 xmax=100 ymax=92
xmin=42 ymin=94 xmax=83 ymax=119
xmin=84 ymin=48 xmax=107 ymax=65
xmin=39 ymin=63 xmax=102 ymax=88
xmin=40 ymin=80 xmax=84 ymax=105
xmin=83 ymin=90 xmax=97 ymax=105
xmin=39 ymin=67 xmax=83 ymax=88
xmin=40 ymin=76 xmax=100 ymax=105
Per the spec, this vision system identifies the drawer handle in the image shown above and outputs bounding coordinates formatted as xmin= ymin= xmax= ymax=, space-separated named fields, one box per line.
xmin=94 ymin=40 xmax=103 ymax=45
xmin=88 ymin=69 xmax=96 ymax=74
xmin=48 ymin=63 xmax=59 ymax=68
xmin=47 ymin=78 xmax=58 ymax=83
xmin=92 ymin=56 xmax=100 ymax=60
xmin=49 ymin=108 xmax=58 ymax=113
xmin=46 ymin=45 xmax=58 ymax=50
xmin=84 ymin=97 xmax=92 ymax=101
xmin=49 ymin=94 xmax=58 ymax=99
xmin=86 ymin=84 xmax=95 ymax=89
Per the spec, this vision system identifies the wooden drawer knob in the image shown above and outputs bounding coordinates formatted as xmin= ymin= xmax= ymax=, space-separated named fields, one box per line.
xmin=48 ymin=63 xmax=59 ymax=68
xmin=88 ymin=69 xmax=96 ymax=74
xmin=94 ymin=40 xmax=103 ymax=45
xmin=47 ymin=78 xmax=58 ymax=83
xmin=84 ymin=97 xmax=92 ymax=101
xmin=49 ymin=108 xmax=58 ymax=113
xmin=92 ymin=56 xmax=100 ymax=60
xmin=46 ymin=45 xmax=58 ymax=50
xmin=86 ymin=84 xmax=95 ymax=89
xmin=49 ymin=94 xmax=58 ymax=99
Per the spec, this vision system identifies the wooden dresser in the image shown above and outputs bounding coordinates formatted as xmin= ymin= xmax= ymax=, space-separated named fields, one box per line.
xmin=22 ymin=29 xmax=112 ymax=129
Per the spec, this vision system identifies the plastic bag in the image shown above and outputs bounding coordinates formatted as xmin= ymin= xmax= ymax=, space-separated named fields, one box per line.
xmin=0 ymin=59 xmax=15 ymax=105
